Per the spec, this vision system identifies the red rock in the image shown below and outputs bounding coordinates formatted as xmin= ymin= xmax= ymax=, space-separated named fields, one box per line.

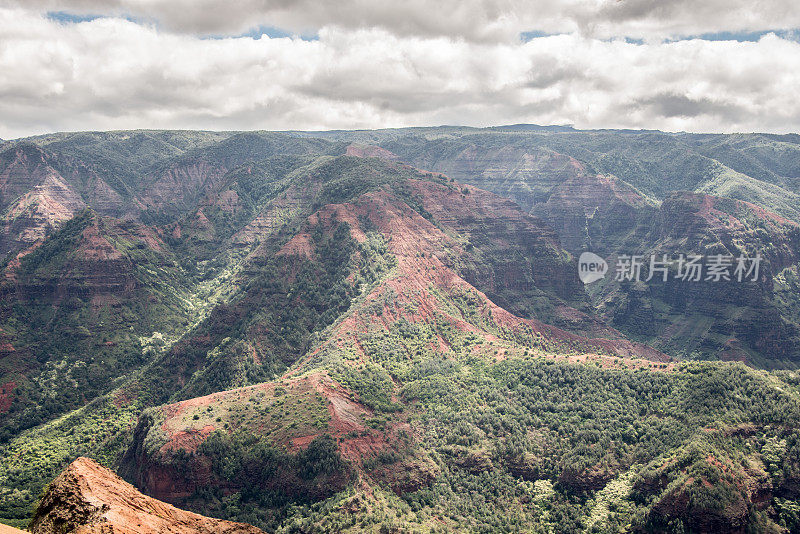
xmin=31 ymin=457 xmax=263 ymax=534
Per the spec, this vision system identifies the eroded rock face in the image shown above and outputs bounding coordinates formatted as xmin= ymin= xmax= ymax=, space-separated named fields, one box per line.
xmin=386 ymin=144 xmax=587 ymax=215
xmin=31 ymin=457 xmax=263 ymax=534
xmin=532 ymin=171 xmax=655 ymax=254
xmin=6 ymin=212 xmax=160 ymax=301
xmin=410 ymin=178 xmax=585 ymax=303
xmin=0 ymin=144 xmax=87 ymax=255
xmin=558 ymin=463 xmax=618 ymax=493
xmin=641 ymin=192 xmax=800 ymax=360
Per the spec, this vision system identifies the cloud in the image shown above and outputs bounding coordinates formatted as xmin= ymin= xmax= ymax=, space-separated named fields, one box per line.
xmin=6 ymin=0 xmax=800 ymax=41
xmin=0 ymin=7 xmax=799 ymax=138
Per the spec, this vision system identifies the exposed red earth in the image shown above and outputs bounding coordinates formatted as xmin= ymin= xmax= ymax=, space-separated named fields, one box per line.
xmin=31 ymin=457 xmax=264 ymax=534
xmin=290 ymin=180 xmax=670 ymax=366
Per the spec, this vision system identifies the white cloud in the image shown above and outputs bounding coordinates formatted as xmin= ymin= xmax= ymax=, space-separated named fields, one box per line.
xmin=1 ymin=7 xmax=800 ymax=138
xmin=6 ymin=0 xmax=800 ymax=41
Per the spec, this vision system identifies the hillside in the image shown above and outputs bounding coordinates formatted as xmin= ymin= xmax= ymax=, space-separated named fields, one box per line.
xmin=329 ymin=128 xmax=800 ymax=365
xmin=0 ymin=127 xmax=798 ymax=532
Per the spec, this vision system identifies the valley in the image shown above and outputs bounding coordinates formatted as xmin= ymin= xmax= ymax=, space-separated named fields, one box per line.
xmin=0 ymin=127 xmax=798 ymax=532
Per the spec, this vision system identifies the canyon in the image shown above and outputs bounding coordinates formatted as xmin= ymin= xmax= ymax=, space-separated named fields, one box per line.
xmin=0 ymin=127 xmax=799 ymax=533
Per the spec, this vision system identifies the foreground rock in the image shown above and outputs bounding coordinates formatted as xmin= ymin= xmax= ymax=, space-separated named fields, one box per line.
xmin=31 ymin=457 xmax=263 ymax=534
xmin=0 ymin=523 xmax=27 ymax=533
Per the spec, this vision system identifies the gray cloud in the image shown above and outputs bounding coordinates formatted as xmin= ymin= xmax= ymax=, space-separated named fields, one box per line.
xmin=7 ymin=0 xmax=800 ymax=41
xmin=630 ymin=93 xmax=748 ymax=122
xmin=0 ymin=8 xmax=799 ymax=138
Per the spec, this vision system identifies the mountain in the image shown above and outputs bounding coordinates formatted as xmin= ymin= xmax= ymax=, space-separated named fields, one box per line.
xmin=0 ymin=126 xmax=799 ymax=533
xmin=368 ymin=128 xmax=800 ymax=221
xmin=0 ymin=132 xmax=344 ymax=257
xmin=333 ymin=129 xmax=800 ymax=365
xmin=0 ymin=209 xmax=194 ymax=442
xmin=0 ymin=143 xmax=88 ymax=255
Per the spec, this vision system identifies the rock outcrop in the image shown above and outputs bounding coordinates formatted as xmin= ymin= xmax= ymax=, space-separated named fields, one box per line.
xmin=31 ymin=457 xmax=263 ymax=534
xmin=0 ymin=523 xmax=27 ymax=534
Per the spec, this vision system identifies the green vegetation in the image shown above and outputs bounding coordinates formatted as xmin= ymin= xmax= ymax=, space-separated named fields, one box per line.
xmin=191 ymin=432 xmax=352 ymax=530
xmin=0 ymin=393 xmax=141 ymax=523
xmin=0 ymin=154 xmax=408 ymax=525
xmin=0 ymin=210 xmax=194 ymax=442
xmin=1 ymin=127 xmax=800 ymax=532
xmin=305 ymin=357 xmax=800 ymax=532
xmin=371 ymin=128 xmax=800 ymax=364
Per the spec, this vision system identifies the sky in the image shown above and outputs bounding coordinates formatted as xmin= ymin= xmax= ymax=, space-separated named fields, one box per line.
xmin=1 ymin=1 xmax=800 ymax=139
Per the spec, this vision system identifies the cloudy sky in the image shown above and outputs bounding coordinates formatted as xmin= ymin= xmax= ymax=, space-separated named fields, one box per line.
xmin=1 ymin=0 xmax=800 ymax=139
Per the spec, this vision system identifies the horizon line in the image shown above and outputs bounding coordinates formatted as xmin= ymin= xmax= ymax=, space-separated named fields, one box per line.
xmin=4 ymin=123 xmax=800 ymax=143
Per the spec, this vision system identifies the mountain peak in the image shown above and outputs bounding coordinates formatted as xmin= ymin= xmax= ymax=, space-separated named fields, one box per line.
xmin=30 ymin=457 xmax=264 ymax=534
